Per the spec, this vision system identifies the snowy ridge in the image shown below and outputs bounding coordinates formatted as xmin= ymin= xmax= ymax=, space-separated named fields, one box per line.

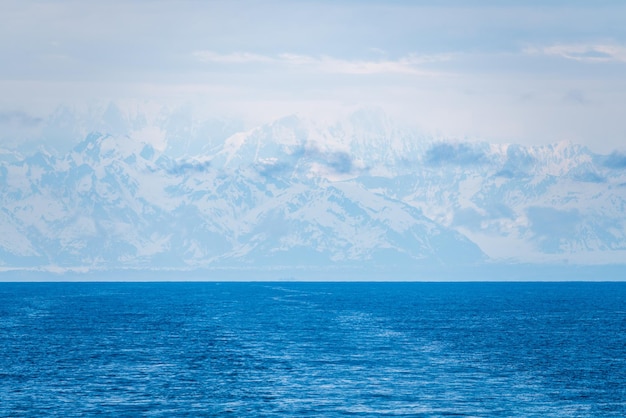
xmin=1 ymin=109 xmax=626 ymax=273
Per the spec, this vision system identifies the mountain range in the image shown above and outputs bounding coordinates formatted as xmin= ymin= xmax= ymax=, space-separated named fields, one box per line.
xmin=2 ymin=105 xmax=626 ymax=279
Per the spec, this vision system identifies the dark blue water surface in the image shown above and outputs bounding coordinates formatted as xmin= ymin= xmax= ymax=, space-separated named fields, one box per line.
xmin=1 ymin=282 xmax=625 ymax=417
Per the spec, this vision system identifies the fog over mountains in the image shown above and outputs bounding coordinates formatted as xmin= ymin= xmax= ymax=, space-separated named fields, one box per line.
xmin=2 ymin=105 xmax=626 ymax=278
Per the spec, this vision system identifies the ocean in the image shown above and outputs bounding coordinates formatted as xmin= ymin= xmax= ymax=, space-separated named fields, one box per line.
xmin=0 ymin=282 xmax=624 ymax=416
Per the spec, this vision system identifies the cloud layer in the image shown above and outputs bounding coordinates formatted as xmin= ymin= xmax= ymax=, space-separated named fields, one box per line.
xmin=192 ymin=51 xmax=446 ymax=76
xmin=525 ymin=43 xmax=626 ymax=63
xmin=1 ymin=1 xmax=626 ymax=152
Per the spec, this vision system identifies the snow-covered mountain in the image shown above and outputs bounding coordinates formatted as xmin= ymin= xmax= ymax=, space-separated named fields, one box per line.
xmin=1 ymin=108 xmax=626 ymax=276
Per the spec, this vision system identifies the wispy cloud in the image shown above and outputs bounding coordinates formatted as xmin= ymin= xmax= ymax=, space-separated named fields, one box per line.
xmin=604 ymin=152 xmax=626 ymax=169
xmin=280 ymin=53 xmax=446 ymax=75
xmin=0 ymin=111 xmax=43 ymax=127
xmin=424 ymin=142 xmax=487 ymax=166
xmin=563 ymin=89 xmax=589 ymax=105
xmin=192 ymin=51 xmax=274 ymax=64
xmin=192 ymin=51 xmax=448 ymax=76
xmin=166 ymin=160 xmax=212 ymax=176
xmin=524 ymin=43 xmax=626 ymax=63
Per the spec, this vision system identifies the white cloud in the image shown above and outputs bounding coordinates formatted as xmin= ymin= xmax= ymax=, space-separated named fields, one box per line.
xmin=192 ymin=51 xmax=274 ymax=64
xmin=132 ymin=126 xmax=167 ymax=152
xmin=281 ymin=53 xmax=447 ymax=76
xmin=524 ymin=43 xmax=626 ymax=63
xmin=192 ymin=50 xmax=448 ymax=76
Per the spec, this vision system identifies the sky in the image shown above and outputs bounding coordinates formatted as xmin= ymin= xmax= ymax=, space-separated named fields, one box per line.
xmin=1 ymin=0 xmax=626 ymax=152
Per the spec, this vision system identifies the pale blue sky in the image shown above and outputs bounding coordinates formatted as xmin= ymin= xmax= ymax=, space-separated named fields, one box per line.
xmin=1 ymin=0 xmax=626 ymax=151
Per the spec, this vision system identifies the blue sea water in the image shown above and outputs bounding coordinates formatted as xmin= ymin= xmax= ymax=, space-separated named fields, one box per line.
xmin=0 ymin=282 xmax=624 ymax=417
